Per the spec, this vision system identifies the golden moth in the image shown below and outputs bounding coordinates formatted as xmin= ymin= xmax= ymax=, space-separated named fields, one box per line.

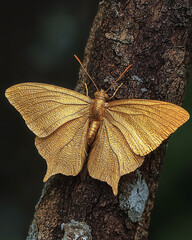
xmin=5 ymin=56 xmax=189 ymax=195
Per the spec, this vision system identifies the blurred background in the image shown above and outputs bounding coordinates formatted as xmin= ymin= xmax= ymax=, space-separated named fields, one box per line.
xmin=1 ymin=1 xmax=191 ymax=239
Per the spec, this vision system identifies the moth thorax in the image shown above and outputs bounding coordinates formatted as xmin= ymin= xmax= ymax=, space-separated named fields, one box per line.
xmin=90 ymin=97 xmax=106 ymax=122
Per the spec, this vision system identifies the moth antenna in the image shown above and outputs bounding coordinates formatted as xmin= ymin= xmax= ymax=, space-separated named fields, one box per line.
xmin=74 ymin=54 xmax=99 ymax=92
xmin=105 ymin=64 xmax=132 ymax=93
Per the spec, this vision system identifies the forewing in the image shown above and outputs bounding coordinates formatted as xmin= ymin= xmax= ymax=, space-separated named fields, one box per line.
xmin=88 ymin=119 xmax=144 ymax=195
xmin=106 ymin=99 xmax=190 ymax=156
xmin=5 ymin=82 xmax=91 ymax=137
xmin=35 ymin=115 xmax=89 ymax=180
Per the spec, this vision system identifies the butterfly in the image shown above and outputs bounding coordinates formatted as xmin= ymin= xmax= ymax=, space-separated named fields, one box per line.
xmin=5 ymin=55 xmax=189 ymax=195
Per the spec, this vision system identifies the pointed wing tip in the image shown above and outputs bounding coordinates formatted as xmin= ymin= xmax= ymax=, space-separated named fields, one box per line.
xmin=43 ymin=172 xmax=54 ymax=182
xmin=111 ymin=181 xmax=119 ymax=196
xmin=43 ymin=175 xmax=49 ymax=182
xmin=112 ymin=187 xmax=118 ymax=196
xmin=179 ymin=109 xmax=190 ymax=125
xmin=185 ymin=111 xmax=190 ymax=121
xmin=5 ymin=87 xmax=11 ymax=99
xmin=5 ymin=83 xmax=26 ymax=99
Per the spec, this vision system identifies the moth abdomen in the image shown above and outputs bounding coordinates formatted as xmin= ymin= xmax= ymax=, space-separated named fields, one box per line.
xmin=87 ymin=120 xmax=100 ymax=146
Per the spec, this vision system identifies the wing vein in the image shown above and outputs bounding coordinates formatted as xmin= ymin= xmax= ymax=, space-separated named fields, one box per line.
xmin=109 ymin=105 xmax=185 ymax=123
xmin=106 ymin=111 xmax=145 ymax=155
xmin=103 ymin=120 xmax=120 ymax=178
xmin=109 ymin=108 xmax=178 ymax=128
xmin=56 ymin=118 xmax=89 ymax=156
xmin=128 ymin=114 xmax=158 ymax=146
xmin=18 ymin=99 xmax=88 ymax=114
xmin=9 ymin=83 xmax=91 ymax=103
xmin=30 ymin=106 xmax=89 ymax=134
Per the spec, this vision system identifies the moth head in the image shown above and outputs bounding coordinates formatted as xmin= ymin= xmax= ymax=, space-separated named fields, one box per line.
xmin=94 ymin=89 xmax=109 ymax=101
xmin=74 ymin=54 xmax=132 ymax=100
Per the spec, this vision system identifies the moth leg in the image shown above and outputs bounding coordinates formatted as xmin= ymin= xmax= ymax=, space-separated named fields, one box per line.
xmin=84 ymin=83 xmax=89 ymax=97
xmin=109 ymin=83 xmax=123 ymax=100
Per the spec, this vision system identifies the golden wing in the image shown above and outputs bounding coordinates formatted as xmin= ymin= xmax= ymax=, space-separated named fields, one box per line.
xmin=5 ymin=82 xmax=91 ymax=179
xmin=105 ymin=99 xmax=190 ymax=156
xmin=88 ymin=99 xmax=189 ymax=195
xmin=35 ymin=115 xmax=89 ymax=180
xmin=5 ymin=82 xmax=91 ymax=137
xmin=88 ymin=119 xmax=144 ymax=196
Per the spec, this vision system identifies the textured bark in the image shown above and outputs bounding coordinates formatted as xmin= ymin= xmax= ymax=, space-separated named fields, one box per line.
xmin=27 ymin=1 xmax=192 ymax=239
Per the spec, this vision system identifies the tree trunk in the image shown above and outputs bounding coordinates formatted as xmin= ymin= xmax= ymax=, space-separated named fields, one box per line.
xmin=27 ymin=1 xmax=192 ymax=239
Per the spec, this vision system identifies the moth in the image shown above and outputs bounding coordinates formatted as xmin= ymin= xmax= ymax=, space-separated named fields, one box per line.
xmin=5 ymin=55 xmax=189 ymax=195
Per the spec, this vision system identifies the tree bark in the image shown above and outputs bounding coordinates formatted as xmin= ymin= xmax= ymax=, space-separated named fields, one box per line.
xmin=27 ymin=1 xmax=192 ymax=239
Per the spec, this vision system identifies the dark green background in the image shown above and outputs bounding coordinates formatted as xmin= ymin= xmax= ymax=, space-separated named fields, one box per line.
xmin=1 ymin=1 xmax=192 ymax=239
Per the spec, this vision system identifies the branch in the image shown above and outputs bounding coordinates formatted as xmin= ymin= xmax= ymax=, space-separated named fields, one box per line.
xmin=27 ymin=1 xmax=192 ymax=239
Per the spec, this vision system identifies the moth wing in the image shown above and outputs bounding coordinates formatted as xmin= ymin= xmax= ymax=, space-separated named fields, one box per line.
xmin=88 ymin=119 xmax=144 ymax=195
xmin=5 ymin=82 xmax=91 ymax=137
xmin=35 ymin=114 xmax=89 ymax=180
xmin=106 ymin=99 xmax=190 ymax=156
